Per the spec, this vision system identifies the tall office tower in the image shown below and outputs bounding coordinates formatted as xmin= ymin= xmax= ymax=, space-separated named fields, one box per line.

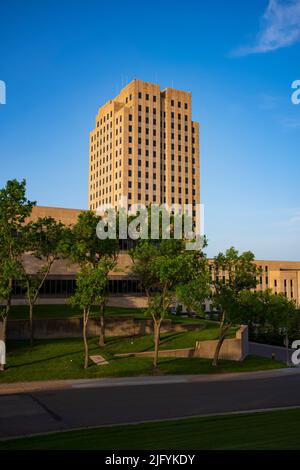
xmin=89 ymin=79 xmax=200 ymax=218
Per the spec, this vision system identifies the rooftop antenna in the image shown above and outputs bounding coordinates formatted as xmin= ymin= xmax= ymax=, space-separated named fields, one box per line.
xmin=171 ymin=79 xmax=174 ymax=89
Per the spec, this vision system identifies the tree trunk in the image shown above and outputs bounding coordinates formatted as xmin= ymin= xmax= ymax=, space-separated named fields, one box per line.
xmin=83 ymin=309 xmax=89 ymax=369
xmin=0 ymin=314 xmax=8 ymax=372
xmin=0 ymin=315 xmax=8 ymax=343
xmin=99 ymin=303 xmax=105 ymax=347
xmin=0 ymin=315 xmax=7 ymax=370
xmin=1 ymin=288 xmax=12 ymax=343
xmin=153 ymin=319 xmax=161 ymax=369
xmin=212 ymin=333 xmax=226 ymax=367
xmin=29 ymin=302 xmax=34 ymax=349
xmin=212 ymin=318 xmax=231 ymax=367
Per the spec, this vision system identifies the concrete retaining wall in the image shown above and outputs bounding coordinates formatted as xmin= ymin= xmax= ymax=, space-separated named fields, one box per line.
xmin=2 ymin=317 xmax=201 ymax=340
xmin=115 ymin=326 xmax=249 ymax=362
xmin=195 ymin=325 xmax=249 ymax=361
xmin=116 ymin=348 xmax=196 ymax=358
xmin=10 ymin=295 xmax=149 ymax=309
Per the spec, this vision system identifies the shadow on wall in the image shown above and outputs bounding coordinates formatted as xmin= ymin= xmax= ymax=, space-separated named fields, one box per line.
xmin=10 ymin=294 xmax=149 ymax=308
xmin=3 ymin=316 xmax=199 ymax=340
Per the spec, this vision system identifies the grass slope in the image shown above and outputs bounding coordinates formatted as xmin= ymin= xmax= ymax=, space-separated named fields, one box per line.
xmin=10 ymin=304 xmax=146 ymax=320
xmin=1 ymin=408 xmax=300 ymax=450
xmin=9 ymin=304 xmax=209 ymax=324
xmin=0 ymin=336 xmax=284 ymax=384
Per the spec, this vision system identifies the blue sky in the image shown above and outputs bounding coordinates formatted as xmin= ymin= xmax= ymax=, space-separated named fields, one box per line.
xmin=0 ymin=0 xmax=300 ymax=260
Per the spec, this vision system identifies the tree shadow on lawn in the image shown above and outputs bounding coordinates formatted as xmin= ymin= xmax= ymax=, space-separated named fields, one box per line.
xmin=5 ymin=340 xmax=101 ymax=369
xmin=5 ymin=330 xmax=203 ymax=371
xmin=99 ymin=332 xmax=186 ymax=354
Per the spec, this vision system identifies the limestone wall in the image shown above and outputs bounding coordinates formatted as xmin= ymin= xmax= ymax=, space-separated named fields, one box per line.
xmin=195 ymin=325 xmax=248 ymax=361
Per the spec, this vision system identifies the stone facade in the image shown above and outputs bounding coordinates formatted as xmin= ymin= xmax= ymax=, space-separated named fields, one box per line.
xmin=27 ymin=206 xmax=82 ymax=226
xmin=88 ymin=79 xmax=200 ymax=218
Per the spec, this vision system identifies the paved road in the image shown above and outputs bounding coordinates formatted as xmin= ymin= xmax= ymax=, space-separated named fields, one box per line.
xmin=1 ymin=369 xmax=300 ymax=439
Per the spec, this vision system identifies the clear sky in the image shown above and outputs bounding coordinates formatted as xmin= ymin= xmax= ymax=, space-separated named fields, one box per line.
xmin=0 ymin=0 xmax=300 ymax=260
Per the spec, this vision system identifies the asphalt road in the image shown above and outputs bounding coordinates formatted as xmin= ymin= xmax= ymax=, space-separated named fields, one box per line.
xmin=1 ymin=370 xmax=300 ymax=439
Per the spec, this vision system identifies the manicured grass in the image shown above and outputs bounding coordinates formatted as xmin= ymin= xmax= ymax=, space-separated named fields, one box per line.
xmin=8 ymin=306 xmax=234 ymax=354
xmin=10 ymin=304 xmax=146 ymax=320
xmin=103 ymin=327 xmax=237 ymax=355
xmin=1 ymin=408 xmax=299 ymax=449
xmin=9 ymin=304 xmax=208 ymax=325
xmin=0 ymin=337 xmax=285 ymax=384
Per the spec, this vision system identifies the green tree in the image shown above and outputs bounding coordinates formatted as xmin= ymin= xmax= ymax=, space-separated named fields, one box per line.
xmin=211 ymin=247 xmax=260 ymax=366
xmin=176 ymin=258 xmax=210 ymax=316
xmin=131 ymin=239 xmax=209 ymax=368
xmin=69 ymin=211 xmax=118 ymax=346
xmin=22 ymin=217 xmax=68 ymax=347
xmin=289 ymin=308 xmax=300 ymax=343
xmin=70 ymin=259 xmax=112 ymax=368
xmin=238 ymin=289 xmax=297 ymax=345
xmin=264 ymin=291 xmax=296 ymax=338
xmin=0 ymin=179 xmax=35 ymax=349
xmin=0 ymin=257 xmax=23 ymax=344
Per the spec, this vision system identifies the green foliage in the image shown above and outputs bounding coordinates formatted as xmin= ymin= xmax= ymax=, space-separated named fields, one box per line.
xmin=0 ymin=179 xmax=35 ymax=229
xmin=70 ymin=259 xmax=115 ymax=367
xmin=68 ymin=210 xmax=119 ymax=348
xmin=69 ymin=211 xmax=119 ymax=267
xmin=0 ymin=179 xmax=35 ymax=267
xmin=212 ymin=247 xmax=260 ymax=324
xmin=22 ymin=217 xmax=68 ymax=302
xmin=238 ymin=289 xmax=298 ymax=342
xmin=131 ymin=239 xmax=209 ymax=320
xmin=20 ymin=217 xmax=69 ymax=344
xmin=176 ymin=252 xmax=210 ymax=314
xmin=24 ymin=217 xmax=67 ymax=260
xmin=0 ymin=258 xmax=23 ymax=319
xmin=211 ymin=247 xmax=260 ymax=366
xmin=131 ymin=239 xmax=210 ymax=366
xmin=70 ymin=259 xmax=113 ymax=312
xmin=0 ymin=180 xmax=35 ymax=332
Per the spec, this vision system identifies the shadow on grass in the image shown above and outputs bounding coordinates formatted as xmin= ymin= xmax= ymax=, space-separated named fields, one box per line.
xmin=6 ymin=340 xmax=101 ymax=369
xmin=104 ymin=331 xmax=190 ymax=354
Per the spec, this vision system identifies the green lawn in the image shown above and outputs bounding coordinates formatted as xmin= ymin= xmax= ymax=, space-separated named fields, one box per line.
xmin=0 ymin=337 xmax=285 ymax=384
xmin=1 ymin=408 xmax=299 ymax=450
xmin=103 ymin=327 xmax=237 ymax=355
xmin=9 ymin=304 xmax=208 ymax=325
xmin=10 ymin=304 xmax=145 ymax=320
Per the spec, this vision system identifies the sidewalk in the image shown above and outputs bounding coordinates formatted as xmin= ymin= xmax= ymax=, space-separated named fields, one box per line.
xmin=1 ymin=367 xmax=300 ymax=395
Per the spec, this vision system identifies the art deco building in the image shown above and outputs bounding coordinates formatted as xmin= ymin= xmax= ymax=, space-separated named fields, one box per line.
xmin=88 ymin=79 xmax=200 ymax=217
xmin=13 ymin=81 xmax=300 ymax=309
